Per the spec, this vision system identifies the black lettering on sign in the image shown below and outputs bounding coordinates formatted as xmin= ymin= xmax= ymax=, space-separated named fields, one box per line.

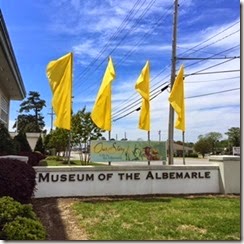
xmin=60 ymin=174 xmax=67 ymax=182
xmin=69 ymin=174 xmax=75 ymax=182
xmin=205 ymin=172 xmax=211 ymax=178
xmin=145 ymin=171 xmax=154 ymax=180
xmin=98 ymin=173 xmax=106 ymax=181
xmin=176 ymin=172 xmax=183 ymax=179
xmin=191 ymin=172 xmax=197 ymax=178
xmin=38 ymin=173 xmax=49 ymax=182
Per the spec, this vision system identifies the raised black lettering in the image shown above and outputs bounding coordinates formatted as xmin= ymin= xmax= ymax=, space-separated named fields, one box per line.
xmin=69 ymin=174 xmax=75 ymax=182
xmin=146 ymin=171 xmax=154 ymax=180
xmin=86 ymin=174 xmax=94 ymax=181
xmin=205 ymin=171 xmax=211 ymax=179
xmin=60 ymin=174 xmax=67 ymax=182
xmin=191 ymin=172 xmax=197 ymax=178
xmin=175 ymin=172 xmax=183 ymax=179
xmin=162 ymin=172 xmax=168 ymax=179
xmin=98 ymin=173 xmax=106 ymax=181
xmin=134 ymin=173 xmax=140 ymax=180
xmin=169 ymin=172 xmax=175 ymax=179
xmin=38 ymin=173 xmax=49 ymax=182
xmin=184 ymin=172 xmax=190 ymax=179
xmin=51 ymin=174 xmax=59 ymax=182
xmin=77 ymin=174 xmax=84 ymax=181
xmin=155 ymin=172 xmax=162 ymax=180
xmin=198 ymin=172 xmax=204 ymax=179
xmin=125 ymin=173 xmax=133 ymax=180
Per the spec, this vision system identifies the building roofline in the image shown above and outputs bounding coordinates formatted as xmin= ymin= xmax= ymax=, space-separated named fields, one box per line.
xmin=0 ymin=9 xmax=26 ymax=99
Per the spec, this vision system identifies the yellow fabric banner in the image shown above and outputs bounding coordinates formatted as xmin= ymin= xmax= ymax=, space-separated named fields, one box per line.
xmin=91 ymin=57 xmax=115 ymax=131
xmin=168 ymin=65 xmax=185 ymax=131
xmin=135 ymin=61 xmax=150 ymax=131
xmin=46 ymin=52 xmax=72 ymax=130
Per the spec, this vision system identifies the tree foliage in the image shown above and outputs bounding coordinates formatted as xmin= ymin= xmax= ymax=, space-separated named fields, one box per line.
xmin=72 ymin=107 xmax=103 ymax=163
xmin=14 ymin=91 xmax=46 ymax=133
xmin=14 ymin=132 xmax=32 ymax=153
xmin=194 ymin=137 xmax=212 ymax=158
xmin=225 ymin=127 xmax=240 ymax=150
xmin=47 ymin=128 xmax=69 ymax=156
xmin=0 ymin=123 xmax=18 ymax=155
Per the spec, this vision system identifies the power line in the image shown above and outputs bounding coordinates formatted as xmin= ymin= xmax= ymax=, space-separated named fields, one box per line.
xmin=186 ymin=88 xmax=240 ymax=99
xmin=112 ymin=46 xmax=239 ymax=119
xmin=73 ymin=0 xmax=145 ymax=85
xmin=185 ymin=75 xmax=239 ymax=83
xmin=177 ymin=20 xmax=240 ymax=57
xmin=75 ymin=0 xmax=158 ymax=89
xmin=185 ymin=69 xmax=240 ymax=76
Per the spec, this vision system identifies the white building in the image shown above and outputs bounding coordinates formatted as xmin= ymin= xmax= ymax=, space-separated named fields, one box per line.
xmin=0 ymin=10 xmax=26 ymax=128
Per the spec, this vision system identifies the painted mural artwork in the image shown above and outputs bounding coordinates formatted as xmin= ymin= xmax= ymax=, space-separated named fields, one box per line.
xmin=90 ymin=141 xmax=167 ymax=162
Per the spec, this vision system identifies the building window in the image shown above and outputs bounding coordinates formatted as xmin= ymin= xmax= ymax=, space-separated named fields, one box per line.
xmin=0 ymin=95 xmax=9 ymax=125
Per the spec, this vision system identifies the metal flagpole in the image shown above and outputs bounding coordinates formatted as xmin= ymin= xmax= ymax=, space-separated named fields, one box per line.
xmin=67 ymin=52 xmax=73 ymax=166
xmin=168 ymin=0 xmax=179 ymax=165
xmin=182 ymin=131 xmax=185 ymax=165
xmin=148 ymin=131 xmax=150 ymax=165
xmin=108 ymin=131 xmax=111 ymax=166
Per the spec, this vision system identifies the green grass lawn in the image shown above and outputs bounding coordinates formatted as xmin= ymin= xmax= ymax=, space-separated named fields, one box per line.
xmin=45 ymin=160 xmax=106 ymax=166
xmin=72 ymin=196 xmax=240 ymax=241
xmin=41 ymin=157 xmax=106 ymax=166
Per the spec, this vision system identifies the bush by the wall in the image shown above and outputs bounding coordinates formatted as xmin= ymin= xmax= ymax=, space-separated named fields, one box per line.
xmin=14 ymin=132 xmax=32 ymax=153
xmin=0 ymin=158 xmax=36 ymax=203
xmin=0 ymin=196 xmax=46 ymax=240
xmin=19 ymin=151 xmax=46 ymax=166
xmin=0 ymin=196 xmax=36 ymax=230
xmin=0 ymin=122 xmax=18 ymax=155
xmin=38 ymin=160 xmax=48 ymax=166
xmin=2 ymin=216 xmax=46 ymax=240
xmin=34 ymin=135 xmax=45 ymax=154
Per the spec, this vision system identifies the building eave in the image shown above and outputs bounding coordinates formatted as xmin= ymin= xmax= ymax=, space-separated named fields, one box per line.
xmin=0 ymin=10 xmax=26 ymax=100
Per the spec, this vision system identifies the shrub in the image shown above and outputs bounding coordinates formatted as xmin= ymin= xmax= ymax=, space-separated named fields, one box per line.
xmin=2 ymin=216 xmax=46 ymax=240
xmin=187 ymin=152 xmax=199 ymax=158
xmin=38 ymin=160 xmax=48 ymax=166
xmin=0 ymin=158 xmax=36 ymax=203
xmin=0 ymin=122 xmax=18 ymax=155
xmin=0 ymin=196 xmax=36 ymax=229
xmin=19 ymin=151 xmax=46 ymax=166
xmin=0 ymin=197 xmax=46 ymax=240
xmin=34 ymin=136 xmax=45 ymax=154
xmin=14 ymin=132 xmax=32 ymax=153
xmin=45 ymin=155 xmax=63 ymax=161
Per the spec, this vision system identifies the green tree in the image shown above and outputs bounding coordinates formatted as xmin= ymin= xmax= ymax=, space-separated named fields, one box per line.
xmin=205 ymin=132 xmax=223 ymax=154
xmin=47 ymin=128 xmax=69 ymax=156
xmin=225 ymin=127 xmax=240 ymax=149
xmin=194 ymin=137 xmax=211 ymax=158
xmin=0 ymin=123 xmax=19 ymax=155
xmin=34 ymin=135 xmax=45 ymax=153
xmin=72 ymin=107 xmax=103 ymax=163
xmin=14 ymin=91 xmax=46 ymax=132
xmin=14 ymin=132 xmax=32 ymax=152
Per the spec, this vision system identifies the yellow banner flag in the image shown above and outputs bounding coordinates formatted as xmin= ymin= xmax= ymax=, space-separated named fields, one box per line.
xmin=135 ymin=61 xmax=150 ymax=131
xmin=91 ymin=57 xmax=115 ymax=131
xmin=168 ymin=65 xmax=185 ymax=131
xmin=46 ymin=52 xmax=72 ymax=131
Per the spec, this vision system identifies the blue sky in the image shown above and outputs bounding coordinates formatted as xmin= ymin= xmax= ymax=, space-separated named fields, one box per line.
xmin=0 ymin=0 xmax=240 ymax=142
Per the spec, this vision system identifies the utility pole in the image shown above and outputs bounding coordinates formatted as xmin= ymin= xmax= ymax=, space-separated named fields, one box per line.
xmin=168 ymin=0 xmax=179 ymax=165
xmin=158 ymin=130 xmax=161 ymax=141
xmin=48 ymin=107 xmax=55 ymax=132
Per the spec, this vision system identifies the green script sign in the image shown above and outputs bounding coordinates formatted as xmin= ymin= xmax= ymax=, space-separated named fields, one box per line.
xmin=90 ymin=141 xmax=167 ymax=162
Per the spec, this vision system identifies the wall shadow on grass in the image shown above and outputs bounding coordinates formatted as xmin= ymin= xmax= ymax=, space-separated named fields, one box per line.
xmin=32 ymin=198 xmax=67 ymax=240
